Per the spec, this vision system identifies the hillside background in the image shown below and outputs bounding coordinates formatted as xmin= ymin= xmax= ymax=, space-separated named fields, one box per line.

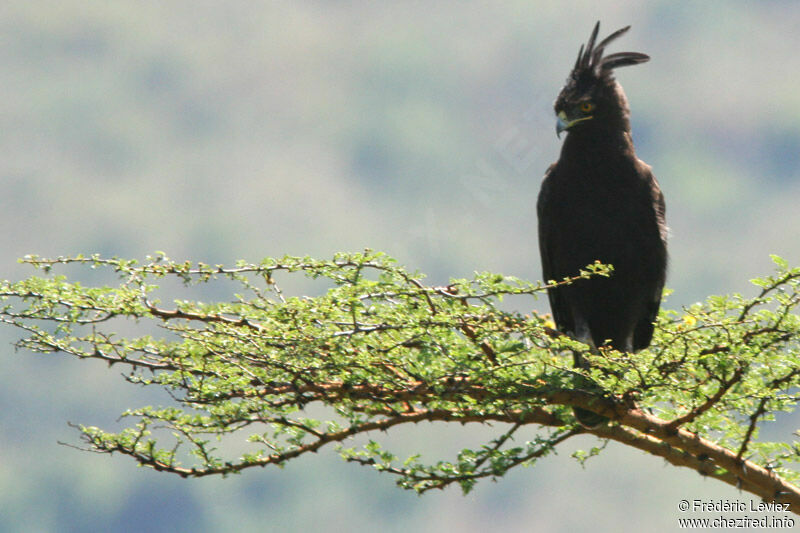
xmin=2 ymin=1 xmax=800 ymax=531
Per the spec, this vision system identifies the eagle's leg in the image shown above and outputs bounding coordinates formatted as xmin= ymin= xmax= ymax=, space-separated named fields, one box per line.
xmin=570 ymin=316 xmax=610 ymax=428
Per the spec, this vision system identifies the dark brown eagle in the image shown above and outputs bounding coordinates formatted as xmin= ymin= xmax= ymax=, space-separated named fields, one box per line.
xmin=537 ymin=22 xmax=668 ymax=425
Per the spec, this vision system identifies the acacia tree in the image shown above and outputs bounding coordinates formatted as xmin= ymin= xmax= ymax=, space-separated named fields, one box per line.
xmin=2 ymin=251 xmax=800 ymax=512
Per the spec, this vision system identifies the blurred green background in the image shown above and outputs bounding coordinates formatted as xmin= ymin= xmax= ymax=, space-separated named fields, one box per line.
xmin=2 ymin=1 xmax=800 ymax=531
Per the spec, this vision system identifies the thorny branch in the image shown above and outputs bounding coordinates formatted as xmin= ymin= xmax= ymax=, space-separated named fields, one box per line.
xmin=2 ymin=252 xmax=800 ymax=512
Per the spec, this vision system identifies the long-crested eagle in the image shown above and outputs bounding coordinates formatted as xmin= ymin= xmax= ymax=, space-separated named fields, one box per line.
xmin=537 ymin=22 xmax=668 ymax=426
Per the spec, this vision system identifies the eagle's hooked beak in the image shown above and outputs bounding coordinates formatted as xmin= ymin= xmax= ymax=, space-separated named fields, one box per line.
xmin=556 ymin=111 xmax=570 ymax=138
xmin=556 ymin=110 xmax=594 ymax=138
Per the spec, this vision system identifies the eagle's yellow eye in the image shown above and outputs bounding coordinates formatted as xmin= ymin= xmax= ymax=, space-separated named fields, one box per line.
xmin=580 ymin=101 xmax=595 ymax=113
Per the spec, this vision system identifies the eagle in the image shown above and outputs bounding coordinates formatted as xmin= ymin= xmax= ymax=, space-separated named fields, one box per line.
xmin=537 ymin=22 xmax=668 ymax=426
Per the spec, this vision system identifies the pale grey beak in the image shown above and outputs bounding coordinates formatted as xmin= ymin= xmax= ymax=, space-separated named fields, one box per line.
xmin=556 ymin=114 xmax=569 ymax=138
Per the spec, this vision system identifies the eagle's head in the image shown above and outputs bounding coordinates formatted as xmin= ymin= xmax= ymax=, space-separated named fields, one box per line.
xmin=554 ymin=22 xmax=649 ymax=138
